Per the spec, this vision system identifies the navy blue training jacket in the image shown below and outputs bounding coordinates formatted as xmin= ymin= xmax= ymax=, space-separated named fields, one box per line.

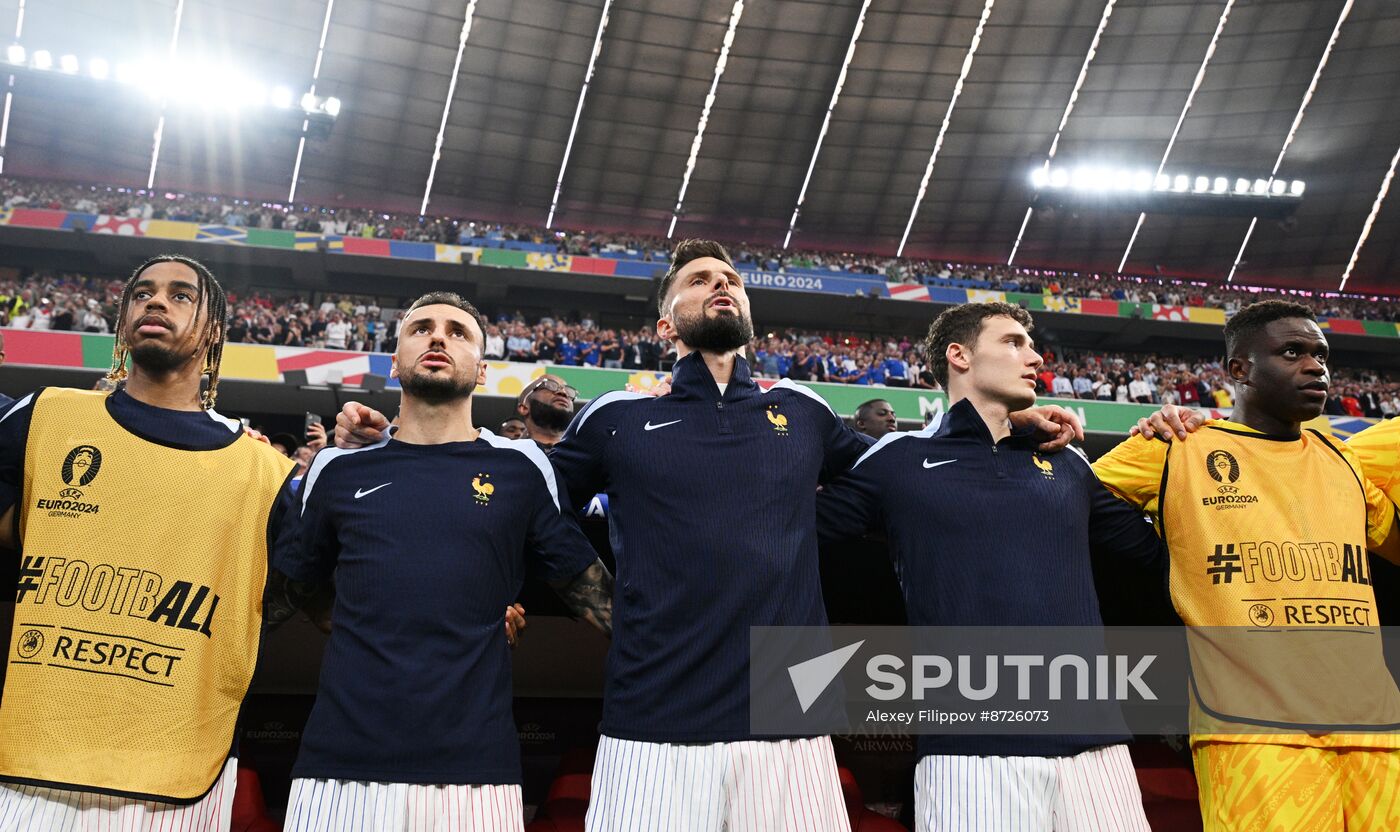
xmin=550 ymin=352 xmax=872 ymax=742
xmin=817 ymin=397 xmax=1164 ymax=759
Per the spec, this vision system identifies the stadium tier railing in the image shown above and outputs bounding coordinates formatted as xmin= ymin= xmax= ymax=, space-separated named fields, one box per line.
xmin=0 ymin=207 xmax=1396 ymax=340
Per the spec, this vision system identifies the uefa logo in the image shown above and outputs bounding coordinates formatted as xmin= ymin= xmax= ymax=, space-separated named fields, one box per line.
xmin=16 ymin=629 xmax=43 ymax=659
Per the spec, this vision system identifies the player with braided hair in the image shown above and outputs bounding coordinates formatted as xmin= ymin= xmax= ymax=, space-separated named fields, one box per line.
xmin=105 ymin=253 xmax=229 ymax=410
xmin=0 ymin=255 xmax=296 ymax=830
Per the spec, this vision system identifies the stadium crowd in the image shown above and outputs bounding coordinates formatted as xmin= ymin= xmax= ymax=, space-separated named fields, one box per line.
xmin=3 ymin=176 xmax=1399 ymax=323
xmin=2 ymin=270 xmax=1396 ymax=418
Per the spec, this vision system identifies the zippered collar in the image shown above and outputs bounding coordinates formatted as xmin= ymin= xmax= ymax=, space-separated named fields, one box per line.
xmin=670 ymin=351 xmax=757 ymax=401
xmin=938 ymin=397 xmax=1039 ymax=449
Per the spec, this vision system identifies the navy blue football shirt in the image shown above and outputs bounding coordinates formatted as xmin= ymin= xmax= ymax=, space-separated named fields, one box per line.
xmin=273 ymin=428 xmax=598 ymax=785
xmin=549 ymin=352 xmax=872 ymax=742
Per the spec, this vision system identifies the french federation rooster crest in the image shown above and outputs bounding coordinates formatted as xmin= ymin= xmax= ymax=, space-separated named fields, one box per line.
xmin=472 ymin=473 xmax=494 ymax=505
xmin=1032 ymin=455 xmax=1054 ymax=479
xmin=766 ymin=405 xmax=789 ymax=434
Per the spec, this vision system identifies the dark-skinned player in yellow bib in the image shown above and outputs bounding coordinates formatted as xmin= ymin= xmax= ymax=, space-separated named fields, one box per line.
xmin=0 ymin=255 xmax=297 ymax=829
xmin=1094 ymin=301 xmax=1400 ymax=831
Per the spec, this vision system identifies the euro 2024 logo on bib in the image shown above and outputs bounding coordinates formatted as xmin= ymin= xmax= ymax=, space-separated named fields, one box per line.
xmin=1206 ymin=450 xmax=1240 ymax=484
xmin=61 ymin=445 xmax=102 ymax=489
xmin=1202 ymin=449 xmax=1257 ymax=510
xmin=37 ymin=445 xmax=104 ymax=517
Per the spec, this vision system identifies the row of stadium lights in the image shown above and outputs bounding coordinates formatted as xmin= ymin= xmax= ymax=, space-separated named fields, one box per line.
xmin=1030 ymin=166 xmax=1305 ymax=198
xmin=3 ymin=45 xmax=339 ymax=117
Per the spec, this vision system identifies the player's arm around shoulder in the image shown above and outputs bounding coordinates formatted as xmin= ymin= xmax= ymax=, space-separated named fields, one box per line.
xmin=499 ymin=434 xmax=615 ymax=638
xmin=550 ymin=390 xmax=645 ymax=505
xmin=263 ymin=448 xmax=345 ymax=633
xmin=816 ymin=432 xmax=902 ymax=543
xmin=1091 ymin=430 xmax=1172 ymax=517
xmin=1070 ymin=444 xmax=1168 ymax=566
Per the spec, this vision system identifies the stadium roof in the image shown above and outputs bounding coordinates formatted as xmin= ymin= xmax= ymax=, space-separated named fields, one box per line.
xmin=5 ymin=0 xmax=1400 ymax=293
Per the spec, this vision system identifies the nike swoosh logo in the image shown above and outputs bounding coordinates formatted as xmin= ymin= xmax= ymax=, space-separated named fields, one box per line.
xmin=354 ymin=483 xmax=392 ymax=499
xmin=922 ymin=459 xmax=956 ymax=469
xmin=644 ymin=419 xmax=682 ymax=431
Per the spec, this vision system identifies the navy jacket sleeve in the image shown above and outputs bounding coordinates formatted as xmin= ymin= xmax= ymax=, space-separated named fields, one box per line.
xmin=264 ymin=471 xmax=301 ymax=562
xmin=525 ymin=467 xmax=600 ymax=584
xmin=0 ymin=390 xmax=36 ymax=519
xmin=815 ymin=460 xmax=884 ymax=543
xmin=550 ymin=394 xmax=628 ymax=513
xmin=1084 ymin=464 xmax=1165 ymax=569
xmin=271 ymin=452 xmax=341 ymax=584
xmin=820 ymin=405 xmax=875 ymax=483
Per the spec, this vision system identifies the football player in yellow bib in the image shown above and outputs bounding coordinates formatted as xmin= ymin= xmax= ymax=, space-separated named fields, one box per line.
xmin=0 ymin=256 xmax=296 ymax=830
xmin=1094 ymin=300 xmax=1400 ymax=832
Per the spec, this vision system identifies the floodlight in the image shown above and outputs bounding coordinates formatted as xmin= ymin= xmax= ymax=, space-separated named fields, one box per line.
xmin=1252 ymin=178 xmax=1269 ymax=195
xmin=32 ymin=50 xmax=51 ymax=70
xmin=1234 ymin=178 xmax=1250 ymax=194
xmin=6 ymin=45 xmax=23 ymax=65
xmin=1213 ymin=177 xmax=1228 ymax=193
xmin=89 ymin=57 xmax=108 ymax=80
xmin=1269 ymin=179 xmax=1286 ymax=196
xmin=59 ymin=54 xmax=78 ymax=74
xmin=324 ymin=96 xmax=340 ymax=117
xmin=1289 ymin=180 xmax=1305 ymax=196
xmin=1030 ymin=167 xmax=1049 ymax=189
xmin=1154 ymin=174 xmax=1170 ymax=191
xmin=1049 ymin=168 xmax=1069 ymax=188
xmin=233 ymin=81 xmax=268 ymax=109
xmin=300 ymin=92 xmax=316 ymax=112
xmin=1172 ymin=174 xmax=1189 ymax=192
xmin=1193 ymin=176 xmax=1210 ymax=192
xmin=1133 ymin=171 xmax=1152 ymax=191
xmin=271 ymin=86 xmax=293 ymax=109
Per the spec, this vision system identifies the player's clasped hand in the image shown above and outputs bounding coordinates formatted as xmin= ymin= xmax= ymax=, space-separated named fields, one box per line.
xmin=1010 ymin=405 xmax=1085 ymax=452
xmin=505 ymin=604 xmax=527 ymax=648
xmin=1129 ymin=402 xmax=1207 ymax=441
xmin=335 ymin=401 xmax=392 ymax=448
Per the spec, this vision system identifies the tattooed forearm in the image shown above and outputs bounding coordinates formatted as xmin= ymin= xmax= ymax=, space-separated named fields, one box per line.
xmin=263 ymin=569 xmax=334 ymax=634
xmin=553 ymin=558 xmax=613 ymax=637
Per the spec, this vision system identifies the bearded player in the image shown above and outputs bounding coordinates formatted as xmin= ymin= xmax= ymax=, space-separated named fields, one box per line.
xmin=0 ymin=255 xmax=296 ymax=829
xmin=272 ymin=292 xmax=610 ymax=832
xmin=335 ymin=241 xmax=1085 ymax=830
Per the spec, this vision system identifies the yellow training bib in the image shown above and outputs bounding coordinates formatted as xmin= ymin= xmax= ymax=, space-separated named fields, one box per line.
xmin=1160 ymin=423 xmax=1400 ymax=744
xmin=0 ymin=389 xmax=293 ymax=801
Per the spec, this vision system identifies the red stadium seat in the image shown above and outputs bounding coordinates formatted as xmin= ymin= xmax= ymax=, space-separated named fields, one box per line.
xmin=1130 ymin=741 xmax=1203 ymax=831
xmin=230 ymin=766 xmax=280 ymax=832
xmin=525 ymin=748 xmax=596 ymax=832
xmin=838 ymin=767 xmax=908 ymax=832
